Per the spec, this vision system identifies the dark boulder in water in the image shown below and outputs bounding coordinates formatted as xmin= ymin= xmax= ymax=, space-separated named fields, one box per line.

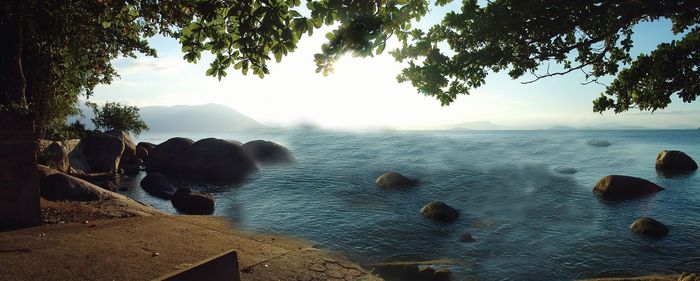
xmin=171 ymin=138 xmax=257 ymax=184
xmin=655 ymin=150 xmax=697 ymax=172
xmin=420 ymin=201 xmax=459 ymax=222
xmin=144 ymin=137 xmax=193 ymax=173
xmin=587 ymin=140 xmax=611 ymax=147
xmin=593 ymin=175 xmax=664 ymax=200
xmin=242 ymin=140 xmax=294 ymax=164
xmin=630 ymin=217 xmax=669 ymax=239
xmin=171 ymin=187 xmax=215 ymax=215
xmin=376 ymin=172 xmax=417 ymax=188
xmin=140 ymin=172 xmax=176 ymax=199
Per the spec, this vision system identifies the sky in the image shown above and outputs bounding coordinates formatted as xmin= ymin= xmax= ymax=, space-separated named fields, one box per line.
xmin=91 ymin=5 xmax=700 ymax=130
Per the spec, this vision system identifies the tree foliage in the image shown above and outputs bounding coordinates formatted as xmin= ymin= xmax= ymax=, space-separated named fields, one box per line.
xmin=387 ymin=0 xmax=700 ymax=112
xmin=88 ymin=102 xmax=149 ymax=136
xmin=2 ymin=0 xmax=699 ymax=130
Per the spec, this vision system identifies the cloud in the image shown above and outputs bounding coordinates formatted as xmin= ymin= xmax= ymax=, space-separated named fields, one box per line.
xmin=114 ymin=57 xmax=186 ymax=76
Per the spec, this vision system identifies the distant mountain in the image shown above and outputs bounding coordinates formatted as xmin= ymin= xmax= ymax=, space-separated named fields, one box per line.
xmin=452 ymin=121 xmax=510 ymax=130
xmin=139 ymin=104 xmax=263 ymax=132
xmin=70 ymin=103 xmax=263 ymax=133
xmin=546 ymin=125 xmax=578 ymax=130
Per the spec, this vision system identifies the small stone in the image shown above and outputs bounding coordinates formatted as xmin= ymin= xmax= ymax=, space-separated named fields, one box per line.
xmin=420 ymin=201 xmax=459 ymax=223
xmin=459 ymin=233 xmax=476 ymax=243
xmin=152 ymin=252 xmax=159 ymax=257
xmin=630 ymin=217 xmax=669 ymax=239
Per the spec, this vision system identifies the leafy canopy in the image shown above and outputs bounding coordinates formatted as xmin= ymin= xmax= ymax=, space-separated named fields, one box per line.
xmin=386 ymin=0 xmax=700 ymax=112
xmin=3 ymin=0 xmax=698 ymax=126
xmin=88 ymin=102 xmax=149 ymax=136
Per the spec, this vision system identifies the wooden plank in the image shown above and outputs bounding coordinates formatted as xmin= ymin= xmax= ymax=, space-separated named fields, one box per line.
xmin=153 ymin=250 xmax=241 ymax=281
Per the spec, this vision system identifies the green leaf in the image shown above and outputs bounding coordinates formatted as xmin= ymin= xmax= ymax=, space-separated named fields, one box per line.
xmin=274 ymin=50 xmax=283 ymax=62
xmin=376 ymin=42 xmax=386 ymax=55
xmin=102 ymin=21 xmax=111 ymax=29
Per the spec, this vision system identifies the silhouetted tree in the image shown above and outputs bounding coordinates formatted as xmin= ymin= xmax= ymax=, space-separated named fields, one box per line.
xmin=88 ymin=102 xmax=148 ymax=136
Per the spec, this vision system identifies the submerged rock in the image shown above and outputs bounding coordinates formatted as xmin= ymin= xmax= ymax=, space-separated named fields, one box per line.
xmin=421 ymin=201 xmax=459 ymax=223
xmin=376 ymin=172 xmax=417 ymax=188
xmin=242 ymin=140 xmax=294 ymax=164
xmin=587 ymin=140 xmax=611 ymax=147
xmin=630 ymin=217 xmax=669 ymax=239
xmin=140 ymin=172 xmax=176 ymax=199
xmin=593 ymin=175 xmax=664 ymax=200
xmin=655 ymin=150 xmax=698 ymax=172
xmin=171 ymin=187 xmax=215 ymax=215
xmin=459 ymin=233 xmax=476 ymax=243
xmin=554 ymin=167 xmax=578 ymax=174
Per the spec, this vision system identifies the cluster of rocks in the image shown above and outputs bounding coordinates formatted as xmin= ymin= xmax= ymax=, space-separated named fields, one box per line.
xmin=136 ymin=137 xmax=293 ymax=214
xmin=36 ymin=129 xmax=141 ymax=191
xmin=39 ymin=132 xmax=293 ymax=215
xmin=35 ymin=164 xmax=163 ymax=217
xmin=142 ymin=137 xmax=293 ymax=184
xmin=591 ymin=149 xmax=697 ymax=239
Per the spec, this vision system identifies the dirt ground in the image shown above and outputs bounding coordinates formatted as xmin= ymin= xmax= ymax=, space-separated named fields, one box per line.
xmin=0 ymin=214 xmax=380 ymax=281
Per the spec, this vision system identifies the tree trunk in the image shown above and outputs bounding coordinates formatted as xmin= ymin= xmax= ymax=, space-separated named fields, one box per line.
xmin=0 ymin=0 xmax=42 ymax=229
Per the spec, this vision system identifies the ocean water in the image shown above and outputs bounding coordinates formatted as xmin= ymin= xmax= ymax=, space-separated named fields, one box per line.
xmin=120 ymin=129 xmax=700 ymax=280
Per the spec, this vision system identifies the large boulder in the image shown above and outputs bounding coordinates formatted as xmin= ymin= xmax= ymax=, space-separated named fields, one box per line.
xmin=82 ymin=133 xmax=125 ymax=173
xmin=68 ymin=141 xmax=91 ymax=173
xmin=593 ymin=175 xmax=664 ymax=200
xmin=105 ymin=129 xmax=137 ymax=166
xmin=70 ymin=171 xmax=119 ymax=191
xmin=145 ymin=138 xmax=193 ymax=172
xmin=171 ymin=187 xmax=215 ymax=215
xmin=171 ymin=138 xmax=257 ymax=184
xmin=136 ymin=142 xmax=155 ymax=160
xmin=656 ymin=150 xmax=698 ymax=172
xmin=37 ymin=164 xmax=61 ymax=178
xmin=630 ymin=217 xmax=669 ymax=239
xmin=140 ymin=172 xmax=176 ymax=199
xmin=242 ymin=140 xmax=294 ymax=164
xmin=376 ymin=172 xmax=417 ymax=188
xmin=39 ymin=173 xmax=105 ymax=201
xmin=420 ymin=201 xmax=459 ymax=223
xmin=38 ymin=141 xmax=70 ymax=172
xmin=135 ymin=146 xmax=149 ymax=160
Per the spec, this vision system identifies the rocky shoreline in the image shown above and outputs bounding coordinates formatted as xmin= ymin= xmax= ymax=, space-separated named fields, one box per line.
xmin=31 ymin=133 xmax=700 ymax=280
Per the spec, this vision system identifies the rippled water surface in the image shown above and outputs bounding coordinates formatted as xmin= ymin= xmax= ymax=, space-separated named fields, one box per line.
xmin=120 ymin=129 xmax=700 ymax=280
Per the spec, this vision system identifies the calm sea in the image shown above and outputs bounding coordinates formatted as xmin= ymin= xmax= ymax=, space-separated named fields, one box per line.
xmin=120 ymin=129 xmax=700 ymax=280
